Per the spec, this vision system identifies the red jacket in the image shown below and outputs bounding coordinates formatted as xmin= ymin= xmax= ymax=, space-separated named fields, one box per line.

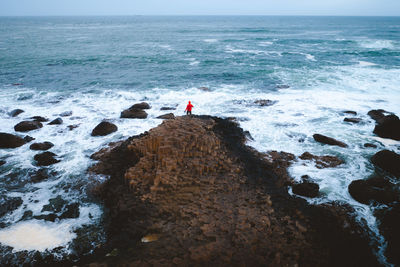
xmin=185 ymin=102 xmax=194 ymax=112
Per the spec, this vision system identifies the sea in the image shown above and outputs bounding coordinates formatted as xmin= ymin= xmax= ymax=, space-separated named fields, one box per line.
xmin=0 ymin=16 xmax=399 ymax=264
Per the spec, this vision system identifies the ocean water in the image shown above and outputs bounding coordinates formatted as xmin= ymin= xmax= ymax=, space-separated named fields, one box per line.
xmin=0 ymin=16 xmax=399 ymax=263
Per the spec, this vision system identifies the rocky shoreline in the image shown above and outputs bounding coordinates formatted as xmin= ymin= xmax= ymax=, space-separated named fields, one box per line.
xmin=87 ymin=115 xmax=380 ymax=266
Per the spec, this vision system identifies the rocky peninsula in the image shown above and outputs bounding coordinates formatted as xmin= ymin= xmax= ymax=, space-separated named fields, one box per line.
xmin=88 ymin=115 xmax=379 ymax=266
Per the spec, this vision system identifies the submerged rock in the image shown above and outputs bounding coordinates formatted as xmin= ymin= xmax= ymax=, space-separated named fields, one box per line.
xmin=0 ymin=160 xmax=5 ymax=166
xmin=14 ymin=121 xmax=43 ymax=132
xmin=120 ymin=108 xmax=148 ymax=119
xmin=60 ymin=111 xmax=73 ymax=117
xmin=0 ymin=132 xmax=26 ymax=148
xmin=343 ymin=111 xmax=357 ymax=115
xmin=254 ymin=99 xmax=277 ymax=106
xmin=9 ymin=109 xmax=24 ymax=117
xmin=160 ymin=106 xmax=176 ymax=111
xmin=364 ymin=143 xmax=377 ymax=148
xmin=198 ymin=86 xmax=211 ymax=92
xmin=30 ymin=116 xmax=49 ymax=122
xmin=0 ymin=197 xmax=23 ymax=217
xmin=23 ymin=135 xmax=35 ymax=143
xmin=41 ymin=195 xmax=66 ymax=213
xmin=344 ymin=117 xmax=362 ymax=123
xmin=34 ymin=152 xmax=60 ymax=166
xmin=30 ymin=168 xmax=52 ymax=183
xmin=48 ymin=118 xmax=63 ymax=125
xmin=91 ymin=121 xmax=118 ymax=136
xmin=313 ymin=134 xmax=348 ymax=148
xmin=292 ymin=182 xmax=319 ymax=198
xmin=371 ymin=150 xmax=400 ymax=177
xmin=373 ymin=114 xmax=400 ymax=141
xmin=348 ymin=176 xmax=398 ymax=205
xmin=156 ymin=113 xmax=175 ymax=119
xmin=67 ymin=124 xmax=80 ymax=131
xmin=59 ymin=203 xmax=80 ymax=219
xmin=30 ymin=141 xmax=54 ymax=151
xmin=299 ymin=152 xmax=344 ymax=169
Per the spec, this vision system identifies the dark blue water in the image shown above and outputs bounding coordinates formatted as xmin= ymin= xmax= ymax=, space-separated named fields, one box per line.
xmin=0 ymin=16 xmax=399 ymax=264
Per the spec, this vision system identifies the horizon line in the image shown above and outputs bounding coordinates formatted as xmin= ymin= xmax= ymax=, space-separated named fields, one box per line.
xmin=1 ymin=14 xmax=400 ymax=17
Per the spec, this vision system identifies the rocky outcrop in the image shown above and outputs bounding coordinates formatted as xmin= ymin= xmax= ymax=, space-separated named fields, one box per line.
xmin=120 ymin=108 xmax=148 ymax=119
xmin=371 ymin=150 xmax=400 ymax=177
xmin=0 ymin=160 xmax=5 ymax=166
xmin=34 ymin=152 xmax=60 ymax=166
xmin=9 ymin=109 xmax=24 ymax=117
xmin=156 ymin=113 xmax=175 ymax=119
xmin=348 ymin=176 xmax=398 ymax=205
xmin=89 ymin=116 xmax=378 ymax=266
xmin=0 ymin=132 xmax=26 ymax=148
xmin=313 ymin=134 xmax=348 ymax=148
xmin=299 ymin=152 xmax=344 ymax=169
xmin=30 ymin=141 xmax=54 ymax=151
xmin=373 ymin=114 xmax=400 ymax=141
xmin=292 ymin=182 xmax=319 ymax=198
xmin=131 ymin=102 xmax=151 ymax=110
xmin=91 ymin=121 xmax=118 ymax=136
xmin=368 ymin=109 xmax=387 ymax=121
xmin=14 ymin=121 xmax=43 ymax=132
xmin=48 ymin=118 xmax=63 ymax=125
xmin=344 ymin=117 xmax=362 ymax=123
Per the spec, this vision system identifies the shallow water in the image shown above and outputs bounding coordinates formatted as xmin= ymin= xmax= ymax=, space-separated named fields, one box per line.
xmin=0 ymin=16 xmax=399 ymax=264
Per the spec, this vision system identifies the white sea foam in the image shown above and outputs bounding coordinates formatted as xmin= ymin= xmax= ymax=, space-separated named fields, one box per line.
xmin=358 ymin=39 xmax=395 ymax=50
xmin=258 ymin=41 xmax=273 ymax=46
xmin=203 ymin=39 xmax=218 ymax=43
xmin=359 ymin=61 xmax=377 ymax=67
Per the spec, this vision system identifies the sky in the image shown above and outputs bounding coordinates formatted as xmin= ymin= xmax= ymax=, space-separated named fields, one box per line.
xmin=0 ymin=0 xmax=399 ymax=16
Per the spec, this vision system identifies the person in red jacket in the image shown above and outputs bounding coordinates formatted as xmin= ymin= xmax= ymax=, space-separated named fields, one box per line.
xmin=185 ymin=101 xmax=194 ymax=116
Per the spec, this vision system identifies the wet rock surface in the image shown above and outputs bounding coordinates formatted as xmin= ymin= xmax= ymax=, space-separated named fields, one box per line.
xmin=120 ymin=108 xmax=148 ymax=119
xmin=292 ymin=182 xmax=320 ymax=198
xmin=368 ymin=109 xmax=388 ymax=121
xmin=313 ymin=133 xmax=348 ymax=148
xmin=9 ymin=109 xmax=24 ymax=117
xmin=373 ymin=114 xmax=400 ymax=141
xmin=344 ymin=117 xmax=362 ymax=123
xmin=160 ymin=106 xmax=176 ymax=111
xmin=130 ymin=102 xmax=151 ymax=110
xmin=371 ymin=150 xmax=400 ymax=177
xmin=364 ymin=143 xmax=377 ymax=148
xmin=88 ymin=115 xmax=378 ymax=266
xmin=343 ymin=110 xmax=357 ymax=115
xmin=14 ymin=121 xmax=43 ymax=132
xmin=156 ymin=113 xmax=175 ymax=119
xmin=0 ymin=132 xmax=26 ymax=148
xmin=48 ymin=118 xmax=63 ymax=125
xmin=29 ymin=141 xmax=54 ymax=151
xmin=34 ymin=152 xmax=60 ymax=166
xmin=30 ymin=116 xmax=49 ymax=122
xmin=0 ymin=160 xmax=5 ymax=166
xmin=60 ymin=111 xmax=72 ymax=117
xmin=299 ymin=152 xmax=344 ymax=169
xmin=0 ymin=197 xmax=23 ymax=217
xmin=91 ymin=121 xmax=118 ymax=136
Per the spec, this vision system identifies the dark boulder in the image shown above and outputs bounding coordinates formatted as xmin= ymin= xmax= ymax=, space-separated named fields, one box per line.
xmin=60 ymin=111 xmax=72 ymax=117
xmin=292 ymin=182 xmax=319 ymax=198
xmin=371 ymin=150 xmax=400 ymax=177
xmin=41 ymin=195 xmax=66 ymax=213
xmin=299 ymin=152 xmax=344 ymax=169
xmin=9 ymin=109 xmax=24 ymax=117
xmin=14 ymin=121 xmax=43 ymax=132
xmin=34 ymin=213 xmax=58 ymax=222
xmin=23 ymin=136 xmax=35 ymax=143
xmin=198 ymin=87 xmax=211 ymax=92
xmin=30 ymin=116 xmax=49 ymax=122
xmin=34 ymin=152 xmax=60 ymax=166
xmin=373 ymin=114 xmax=400 ymax=140
xmin=48 ymin=118 xmax=63 ymax=125
xmin=30 ymin=169 xmax=51 ymax=183
xmin=121 ymin=108 xmax=148 ymax=119
xmin=0 ymin=197 xmax=23 ymax=217
xmin=344 ymin=117 xmax=362 ymax=123
xmin=343 ymin=111 xmax=357 ymax=115
xmin=276 ymin=85 xmax=290 ymax=89
xmin=67 ymin=124 xmax=79 ymax=131
xmin=59 ymin=203 xmax=80 ymax=219
xmin=91 ymin=121 xmax=118 ymax=136
xmin=375 ymin=203 xmax=400 ymax=265
xmin=254 ymin=99 xmax=277 ymax=106
xmin=0 ymin=132 xmax=26 ymax=148
xmin=348 ymin=177 xmax=398 ymax=205
xmin=156 ymin=113 xmax=175 ymax=120
xmin=313 ymin=134 xmax=348 ymax=148
xmin=130 ymin=102 xmax=151 ymax=110
xmin=364 ymin=143 xmax=377 ymax=148
xmin=30 ymin=141 xmax=54 ymax=151
xmin=0 ymin=160 xmax=5 ymax=166
xmin=368 ymin=109 xmax=387 ymax=121
xmin=160 ymin=106 xmax=176 ymax=111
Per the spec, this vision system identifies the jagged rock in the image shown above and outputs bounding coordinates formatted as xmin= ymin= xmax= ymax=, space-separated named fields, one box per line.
xmin=0 ymin=197 xmax=23 ymax=217
xmin=371 ymin=150 xmax=400 ymax=177
xmin=41 ymin=195 xmax=66 ymax=213
xmin=343 ymin=111 xmax=357 ymax=115
xmin=313 ymin=134 xmax=348 ymax=148
xmin=59 ymin=203 xmax=80 ymax=219
xmin=48 ymin=118 xmax=63 ymax=125
xmin=120 ymin=108 xmax=148 ymax=119
xmin=299 ymin=152 xmax=344 ymax=169
xmin=160 ymin=106 xmax=176 ymax=111
xmin=60 ymin=111 xmax=72 ymax=117
xmin=130 ymin=102 xmax=151 ymax=110
xmin=23 ymin=135 xmax=35 ymax=143
xmin=375 ymin=203 xmax=400 ymax=265
xmin=368 ymin=109 xmax=387 ymax=121
xmin=34 ymin=152 xmax=60 ymax=166
xmin=30 ymin=116 xmax=49 ymax=122
xmin=14 ymin=121 xmax=43 ymax=132
xmin=364 ymin=143 xmax=377 ymax=148
xmin=348 ymin=176 xmax=398 ymax=205
xmin=33 ymin=213 xmax=57 ymax=222
xmin=0 ymin=132 xmax=26 ymax=148
xmin=67 ymin=124 xmax=79 ymax=131
xmin=30 ymin=141 xmax=54 ymax=151
xmin=373 ymin=114 xmax=400 ymax=140
xmin=292 ymin=182 xmax=319 ymax=198
xmin=9 ymin=109 xmax=24 ymax=117
xmin=0 ymin=160 xmax=5 ymax=166
xmin=30 ymin=169 xmax=51 ymax=183
xmin=156 ymin=113 xmax=175 ymax=120
xmin=91 ymin=121 xmax=118 ymax=136
xmin=254 ymin=99 xmax=277 ymax=106
xmin=344 ymin=117 xmax=362 ymax=123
